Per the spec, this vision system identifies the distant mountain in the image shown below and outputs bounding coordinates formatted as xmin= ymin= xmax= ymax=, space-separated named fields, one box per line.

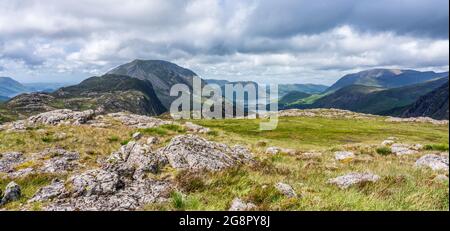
xmin=279 ymin=84 xmax=328 ymax=96
xmin=279 ymin=91 xmax=311 ymax=105
xmin=0 ymin=77 xmax=29 ymax=97
xmin=0 ymin=95 xmax=9 ymax=102
xmin=393 ymin=81 xmax=449 ymax=120
xmin=23 ymin=82 xmax=71 ymax=93
xmin=107 ymin=59 xmax=199 ymax=108
xmin=4 ymin=75 xmax=166 ymax=116
xmin=326 ymin=69 xmax=448 ymax=92
xmin=311 ymin=77 xmax=449 ymax=115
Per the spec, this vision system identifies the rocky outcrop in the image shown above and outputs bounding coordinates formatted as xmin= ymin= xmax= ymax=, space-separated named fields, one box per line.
xmin=328 ymin=172 xmax=380 ymax=189
xmin=0 ymin=152 xmax=25 ymax=173
xmin=158 ymin=135 xmax=253 ymax=171
xmin=104 ymin=141 xmax=167 ymax=180
xmin=29 ymin=142 xmax=173 ymax=211
xmin=0 ymin=149 xmax=80 ymax=178
xmin=106 ymin=112 xmax=171 ymax=128
xmin=415 ymin=154 xmax=449 ymax=171
xmin=28 ymin=109 xmax=95 ymax=125
xmin=275 ymin=109 xmax=378 ymax=120
xmin=385 ymin=116 xmax=448 ymax=125
xmin=28 ymin=179 xmax=66 ymax=203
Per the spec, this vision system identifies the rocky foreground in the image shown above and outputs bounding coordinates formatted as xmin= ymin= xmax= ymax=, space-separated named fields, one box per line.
xmin=0 ymin=109 xmax=448 ymax=211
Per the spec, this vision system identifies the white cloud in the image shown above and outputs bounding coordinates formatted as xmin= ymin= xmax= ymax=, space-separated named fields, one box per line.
xmin=0 ymin=0 xmax=448 ymax=84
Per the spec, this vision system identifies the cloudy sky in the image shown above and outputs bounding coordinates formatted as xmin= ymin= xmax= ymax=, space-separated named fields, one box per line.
xmin=0 ymin=0 xmax=448 ymax=85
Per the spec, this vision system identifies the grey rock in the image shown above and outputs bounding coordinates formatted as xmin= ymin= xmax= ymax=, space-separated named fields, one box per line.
xmin=334 ymin=151 xmax=355 ymax=161
xmin=69 ymin=169 xmax=120 ymax=197
xmin=0 ymin=152 xmax=25 ymax=173
xmin=328 ymin=172 xmax=380 ymax=189
xmin=228 ymin=198 xmax=256 ymax=211
xmin=433 ymin=174 xmax=449 ymax=182
xmin=29 ymin=179 xmax=65 ymax=203
xmin=37 ymin=149 xmax=80 ymax=174
xmin=265 ymin=147 xmax=281 ymax=155
xmin=159 ymin=135 xmax=253 ymax=171
xmin=28 ymin=109 xmax=95 ymax=125
xmin=45 ymin=179 xmax=172 ymax=211
xmin=107 ymin=112 xmax=171 ymax=128
xmin=415 ymin=154 xmax=449 ymax=171
xmin=391 ymin=144 xmax=417 ymax=156
xmin=132 ymin=132 xmax=142 ymax=140
xmin=275 ymin=182 xmax=297 ymax=198
xmin=146 ymin=137 xmax=158 ymax=145
xmin=104 ymin=141 xmax=167 ymax=179
xmin=381 ymin=140 xmax=395 ymax=146
xmin=1 ymin=181 xmax=21 ymax=205
xmin=184 ymin=122 xmax=210 ymax=133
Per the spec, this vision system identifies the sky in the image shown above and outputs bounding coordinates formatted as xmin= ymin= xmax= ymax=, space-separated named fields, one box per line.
xmin=0 ymin=0 xmax=448 ymax=85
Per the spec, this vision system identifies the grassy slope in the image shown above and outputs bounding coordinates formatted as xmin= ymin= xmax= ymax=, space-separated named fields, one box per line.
xmin=1 ymin=116 xmax=448 ymax=211
xmin=158 ymin=117 xmax=449 ymax=211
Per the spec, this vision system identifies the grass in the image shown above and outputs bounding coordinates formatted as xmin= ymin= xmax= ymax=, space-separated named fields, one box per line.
xmin=424 ymin=143 xmax=449 ymax=152
xmin=1 ymin=114 xmax=448 ymax=211
xmin=376 ymin=146 xmax=392 ymax=155
xmin=192 ymin=117 xmax=448 ymax=151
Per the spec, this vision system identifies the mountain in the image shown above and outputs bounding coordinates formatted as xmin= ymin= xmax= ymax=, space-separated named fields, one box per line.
xmin=107 ymin=59 xmax=199 ymax=108
xmin=279 ymin=91 xmax=311 ymax=105
xmin=0 ymin=95 xmax=9 ymax=102
xmin=311 ymin=77 xmax=449 ymax=115
xmin=279 ymin=84 xmax=328 ymax=96
xmin=23 ymin=82 xmax=71 ymax=93
xmin=326 ymin=69 xmax=448 ymax=92
xmin=4 ymin=74 xmax=166 ymax=117
xmin=0 ymin=77 xmax=29 ymax=97
xmin=394 ymin=81 xmax=449 ymax=120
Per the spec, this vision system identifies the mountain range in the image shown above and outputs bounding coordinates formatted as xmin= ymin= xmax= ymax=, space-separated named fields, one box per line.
xmin=326 ymin=69 xmax=448 ymax=92
xmin=0 ymin=77 xmax=69 ymax=101
xmin=1 ymin=60 xmax=449 ymax=120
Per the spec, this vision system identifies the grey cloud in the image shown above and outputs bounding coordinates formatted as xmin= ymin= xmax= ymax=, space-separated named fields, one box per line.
xmin=246 ymin=0 xmax=449 ymax=39
xmin=0 ymin=0 xmax=448 ymax=84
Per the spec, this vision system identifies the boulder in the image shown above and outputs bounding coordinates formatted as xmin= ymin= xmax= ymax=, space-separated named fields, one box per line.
xmin=158 ymin=135 xmax=253 ymax=171
xmin=334 ymin=151 xmax=355 ymax=162
xmin=265 ymin=147 xmax=281 ymax=155
xmin=29 ymin=179 xmax=66 ymax=203
xmin=228 ymin=198 xmax=256 ymax=211
xmin=415 ymin=154 xmax=449 ymax=171
xmin=275 ymin=182 xmax=297 ymax=198
xmin=381 ymin=140 xmax=395 ymax=146
xmin=328 ymin=172 xmax=380 ymax=189
xmin=1 ymin=182 xmax=21 ymax=205
xmin=391 ymin=144 xmax=417 ymax=156
xmin=132 ymin=132 xmax=142 ymax=141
